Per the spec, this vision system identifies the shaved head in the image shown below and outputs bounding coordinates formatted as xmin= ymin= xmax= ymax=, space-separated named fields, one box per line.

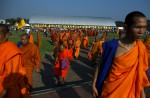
xmin=0 ymin=24 xmax=9 ymax=44
xmin=21 ymin=33 xmax=30 ymax=39
xmin=21 ymin=33 xmax=30 ymax=46
xmin=0 ymin=24 xmax=9 ymax=35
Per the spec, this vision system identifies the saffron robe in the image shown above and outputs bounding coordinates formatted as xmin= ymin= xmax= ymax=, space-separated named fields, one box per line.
xmin=96 ymin=40 xmax=149 ymax=98
xmin=36 ymin=31 xmax=42 ymax=48
xmin=29 ymin=34 xmax=34 ymax=44
xmin=20 ymin=43 xmax=40 ymax=88
xmin=0 ymin=41 xmax=30 ymax=98
xmin=53 ymin=49 xmax=73 ymax=78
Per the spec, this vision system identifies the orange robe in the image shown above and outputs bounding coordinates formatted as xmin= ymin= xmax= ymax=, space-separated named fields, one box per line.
xmin=29 ymin=34 xmax=34 ymax=44
xmin=90 ymin=41 xmax=100 ymax=62
xmin=68 ymin=38 xmax=74 ymax=54
xmin=62 ymin=35 xmax=68 ymax=49
xmin=53 ymin=49 xmax=73 ymax=78
xmin=82 ymin=36 xmax=89 ymax=48
xmin=36 ymin=31 xmax=42 ymax=47
xmin=74 ymin=39 xmax=81 ymax=58
xmin=144 ymin=37 xmax=150 ymax=66
xmin=0 ymin=41 xmax=30 ymax=98
xmin=53 ymin=45 xmax=59 ymax=63
xmin=99 ymin=40 xmax=104 ymax=54
xmin=20 ymin=43 xmax=40 ymax=90
xmin=101 ymin=40 xmax=149 ymax=98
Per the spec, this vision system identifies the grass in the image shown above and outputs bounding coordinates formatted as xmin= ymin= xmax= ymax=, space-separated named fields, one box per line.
xmin=9 ymin=30 xmax=53 ymax=58
xmin=9 ymin=30 xmax=149 ymax=58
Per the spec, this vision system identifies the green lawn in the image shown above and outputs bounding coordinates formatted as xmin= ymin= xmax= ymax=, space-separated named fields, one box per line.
xmin=9 ymin=30 xmax=148 ymax=58
xmin=9 ymin=30 xmax=53 ymax=58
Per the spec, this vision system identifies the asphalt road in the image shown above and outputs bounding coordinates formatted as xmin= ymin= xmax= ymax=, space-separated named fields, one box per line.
xmin=31 ymin=47 xmax=150 ymax=98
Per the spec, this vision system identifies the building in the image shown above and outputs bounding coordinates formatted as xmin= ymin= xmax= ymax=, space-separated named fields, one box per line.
xmin=29 ymin=15 xmax=116 ymax=29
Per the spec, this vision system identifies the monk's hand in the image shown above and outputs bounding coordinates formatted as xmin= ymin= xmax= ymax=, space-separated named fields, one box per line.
xmin=141 ymin=88 xmax=146 ymax=98
xmin=0 ymin=89 xmax=7 ymax=98
xmin=92 ymin=84 xmax=98 ymax=97
xmin=36 ymin=69 xmax=40 ymax=73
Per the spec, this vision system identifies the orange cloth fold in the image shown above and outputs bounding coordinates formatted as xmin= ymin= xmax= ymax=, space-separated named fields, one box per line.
xmin=53 ymin=49 xmax=73 ymax=78
xmin=29 ymin=34 xmax=34 ymax=43
xmin=0 ymin=41 xmax=30 ymax=98
xmin=36 ymin=31 xmax=42 ymax=47
xmin=101 ymin=40 xmax=149 ymax=98
xmin=20 ymin=43 xmax=40 ymax=88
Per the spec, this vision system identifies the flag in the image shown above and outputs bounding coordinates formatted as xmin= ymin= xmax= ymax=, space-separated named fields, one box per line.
xmin=17 ymin=19 xmax=26 ymax=29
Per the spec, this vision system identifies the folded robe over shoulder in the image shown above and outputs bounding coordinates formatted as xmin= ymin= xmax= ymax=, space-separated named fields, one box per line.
xmin=96 ymin=39 xmax=118 ymax=94
xmin=96 ymin=39 xmax=150 ymax=98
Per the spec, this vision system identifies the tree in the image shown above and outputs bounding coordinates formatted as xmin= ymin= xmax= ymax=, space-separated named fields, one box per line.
xmin=115 ymin=21 xmax=124 ymax=27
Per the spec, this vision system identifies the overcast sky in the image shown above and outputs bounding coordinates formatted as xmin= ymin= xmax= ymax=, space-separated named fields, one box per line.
xmin=0 ymin=0 xmax=150 ymax=21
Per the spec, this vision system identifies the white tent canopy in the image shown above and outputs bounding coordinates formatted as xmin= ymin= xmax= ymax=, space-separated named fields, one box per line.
xmin=29 ymin=15 xmax=116 ymax=26
xmin=25 ymin=24 xmax=30 ymax=26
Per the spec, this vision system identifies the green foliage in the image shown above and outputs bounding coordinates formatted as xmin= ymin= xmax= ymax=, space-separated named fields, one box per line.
xmin=5 ymin=17 xmax=29 ymax=25
xmin=115 ymin=21 xmax=124 ymax=27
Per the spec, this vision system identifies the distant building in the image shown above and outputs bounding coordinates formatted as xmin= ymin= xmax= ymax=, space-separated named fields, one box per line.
xmin=29 ymin=15 xmax=116 ymax=29
xmin=0 ymin=19 xmax=6 ymax=24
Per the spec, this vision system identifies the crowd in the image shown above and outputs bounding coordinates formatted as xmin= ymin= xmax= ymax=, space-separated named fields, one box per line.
xmin=0 ymin=11 xmax=150 ymax=98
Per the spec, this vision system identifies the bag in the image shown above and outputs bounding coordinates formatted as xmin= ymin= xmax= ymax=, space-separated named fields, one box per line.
xmin=60 ymin=58 xmax=68 ymax=70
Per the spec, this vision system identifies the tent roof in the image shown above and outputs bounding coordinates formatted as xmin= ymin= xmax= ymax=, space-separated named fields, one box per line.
xmin=29 ymin=15 xmax=116 ymax=26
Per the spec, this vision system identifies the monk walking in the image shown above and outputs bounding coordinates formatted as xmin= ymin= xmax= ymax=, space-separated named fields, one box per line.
xmin=36 ymin=30 xmax=42 ymax=48
xmin=53 ymin=44 xmax=73 ymax=85
xmin=82 ymin=35 xmax=89 ymax=49
xmin=74 ymin=37 xmax=81 ymax=59
xmin=92 ymin=11 xmax=149 ymax=98
xmin=0 ymin=24 xmax=30 ymax=98
xmin=89 ymin=37 xmax=104 ymax=66
xmin=20 ymin=33 xmax=40 ymax=92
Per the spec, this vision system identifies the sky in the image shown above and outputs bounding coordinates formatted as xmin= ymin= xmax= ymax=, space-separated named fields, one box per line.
xmin=0 ymin=0 xmax=150 ymax=21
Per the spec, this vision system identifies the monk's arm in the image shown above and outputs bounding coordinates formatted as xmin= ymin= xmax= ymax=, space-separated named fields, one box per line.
xmin=34 ymin=46 xmax=41 ymax=71
xmin=0 ymin=54 xmax=25 ymax=93
xmin=2 ymin=54 xmax=25 ymax=90
xmin=92 ymin=66 xmax=99 ymax=86
xmin=92 ymin=59 xmax=102 ymax=86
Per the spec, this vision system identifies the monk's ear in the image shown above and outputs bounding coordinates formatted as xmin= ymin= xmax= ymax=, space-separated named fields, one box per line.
xmin=123 ymin=24 xmax=128 ymax=32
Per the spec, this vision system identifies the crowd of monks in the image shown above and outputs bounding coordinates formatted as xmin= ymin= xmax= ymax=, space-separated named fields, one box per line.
xmin=50 ymin=28 xmax=108 ymax=85
xmin=1 ymin=22 xmax=150 ymax=98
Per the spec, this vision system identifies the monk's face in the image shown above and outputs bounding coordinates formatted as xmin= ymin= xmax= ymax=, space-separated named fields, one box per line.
xmin=0 ymin=28 xmax=9 ymax=44
xmin=60 ymin=45 xmax=64 ymax=52
xmin=21 ymin=36 xmax=29 ymax=46
xmin=126 ymin=17 xmax=147 ymax=40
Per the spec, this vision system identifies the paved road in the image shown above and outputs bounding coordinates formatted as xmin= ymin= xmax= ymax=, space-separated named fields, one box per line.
xmin=31 ymin=46 xmax=150 ymax=98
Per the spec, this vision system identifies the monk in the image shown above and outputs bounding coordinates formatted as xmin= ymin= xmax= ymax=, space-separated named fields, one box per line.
xmin=89 ymin=37 xmax=102 ymax=66
xmin=61 ymin=33 xmax=68 ymax=49
xmin=101 ymin=32 xmax=107 ymax=40
xmin=29 ymin=31 xmax=34 ymax=44
xmin=68 ymin=36 xmax=74 ymax=54
xmin=144 ymin=36 xmax=150 ymax=80
xmin=99 ymin=37 xmax=105 ymax=54
xmin=20 ymin=33 xmax=40 ymax=92
xmin=92 ymin=11 xmax=149 ymax=98
xmin=53 ymin=44 xmax=73 ymax=85
xmin=36 ymin=30 xmax=42 ymax=48
xmin=82 ymin=35 xmax=89 ymax=49
xmin=0 ymin=24 xmax=30 ymax=98
xmin=144 ymin=36 xmax=150 ymax=66
xmin=74 ymin=37 xmax=81 ymax=59
xmin=53 ymin=41 xmax=59 ymax=64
